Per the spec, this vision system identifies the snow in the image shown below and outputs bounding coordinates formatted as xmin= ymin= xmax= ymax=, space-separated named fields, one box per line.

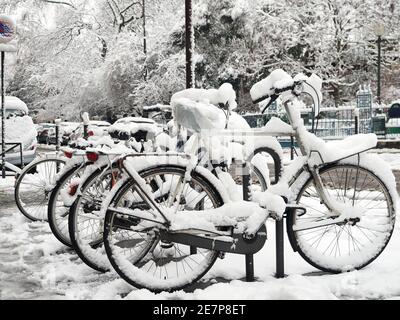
xmin=108 ymin=119 xmax=160 ymax=137
xmin=250 ymin=69 xmax=294 ymax=103
xmin=2 ymin=196 xmax=400 ymax=300
xmin=0 ymin=115 xmax=37 ymax=149
xmin=169 ymin=201 xmax=269 ymax=236
xmin=262 ymin=117 xmax=294 ymax=135
xmin=306 ymin=132 xmax=378 ymax=165
xmin=2 ymin=96 xmax=29 ymax=114
xmin=0 ymin=43 xmax=17 ymax=52
xmin=172 ymin=98 xmax=227 ymax=133
xmin=171 ymin=83 xmax=238 ymax=112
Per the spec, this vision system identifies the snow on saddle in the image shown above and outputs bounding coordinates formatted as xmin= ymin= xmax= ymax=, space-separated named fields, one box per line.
xmin=171 ymin=83 xmax=238 ymax=133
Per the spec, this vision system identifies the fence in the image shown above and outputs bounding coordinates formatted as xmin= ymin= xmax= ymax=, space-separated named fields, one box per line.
xmin=244 ymin=106 xmax=374 ymax=141
xmin=302 ymin=107 xmax=372 ymax=140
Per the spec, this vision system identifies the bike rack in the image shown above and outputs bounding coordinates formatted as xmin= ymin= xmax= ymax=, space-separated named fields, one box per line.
xmin=241 ymin=146 xmax=285 ymax=281
xmin=0 ymin=142 xmax=24 ymax=176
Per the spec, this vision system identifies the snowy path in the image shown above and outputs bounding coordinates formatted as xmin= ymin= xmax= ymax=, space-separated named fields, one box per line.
xmin=1 ymin=171 xmax=400 ymax=300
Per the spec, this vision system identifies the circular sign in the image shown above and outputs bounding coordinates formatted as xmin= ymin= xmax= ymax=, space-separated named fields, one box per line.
xmin=0 ymin=15 xmax=16 ymax=44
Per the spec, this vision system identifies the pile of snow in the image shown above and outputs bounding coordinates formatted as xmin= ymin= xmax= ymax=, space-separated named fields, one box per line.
xmin=262 ymin=117 xmax=294 ymax=135
xmin=305 ymin=132 xmax=378 ymax=165
xmin=172 ymin=83 xmax=237 ymax=111
xmin=3 ymin=96 xmax=28 ymax=114
xmin=169 ymin=191 xmax=285 ymax=236
xmin=171 ymin=83 xmax=239 ymax=133
xmin=250 ymin=69 xmax=294 ymax=103
xmin=172 ymin=98 xmax=227 ymax=133
xmin=0 ymin=116 xmax=37 ymax=149
xmin=108 ymin=118 xmax=160 ymax=141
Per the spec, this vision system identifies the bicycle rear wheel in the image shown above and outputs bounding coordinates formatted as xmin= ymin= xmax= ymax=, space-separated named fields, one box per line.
xmin=15 ymin=157 xmax=66 ymax=221
xmin=103 ymin=165 xmax=224 ymax=292
xmin=287 ymin=164 xmax=396 ymax=273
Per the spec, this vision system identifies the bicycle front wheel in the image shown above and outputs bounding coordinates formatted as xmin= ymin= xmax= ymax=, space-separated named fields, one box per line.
xmin=48 ymin=163 xmax=86 ymax=247
xmin=103 ymin=165 xmax=224 ymax=293
xmin=287 ymin=164 xmax=396 ymax=273
xmin=15 ymin=157 xmax=66 ymax=221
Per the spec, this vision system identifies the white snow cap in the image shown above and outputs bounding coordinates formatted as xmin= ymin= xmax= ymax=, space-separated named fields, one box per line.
xmin=3 ymin=96 xmax=28 ymax=113
xmin=171 ymin=83 xmax=237 ymax=111
xmin=171 ymin=83 xmax=238 ymax=133
xmin=172 ymin=98 xmax=226 ymax=133
xmin=250 ymin=69 xmax=294 ymax=102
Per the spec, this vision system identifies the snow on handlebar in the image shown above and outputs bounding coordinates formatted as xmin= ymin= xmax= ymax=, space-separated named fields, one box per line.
xmin=250 ymin=69 xmax=323 ymax=116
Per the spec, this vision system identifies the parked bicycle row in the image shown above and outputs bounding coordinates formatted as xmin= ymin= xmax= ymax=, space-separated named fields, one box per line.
xmin=13 ymin=69 xmax=397 ymax=293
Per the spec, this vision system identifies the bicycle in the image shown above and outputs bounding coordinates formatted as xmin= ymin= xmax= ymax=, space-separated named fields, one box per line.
xmin=14 ymin=153 xmax=67 ymax=221
xmin=100 ymin=70 xmax=397 ymax=292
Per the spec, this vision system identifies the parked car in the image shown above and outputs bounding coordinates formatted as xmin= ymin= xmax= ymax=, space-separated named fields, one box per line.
xmin=56 ymin=122 xmax=80 ymax=145
xmin=36 ymin=123 xmax=56 ymax=144
xmin=67 ymin=121 xmax=111 ymax=148
xmin=143 ymin=105 xmax=173 ymax=132
xmin=0 ymin=96 xmax=37 ymax=166
xmin=108 ymin=117 xmax=161 ymax=142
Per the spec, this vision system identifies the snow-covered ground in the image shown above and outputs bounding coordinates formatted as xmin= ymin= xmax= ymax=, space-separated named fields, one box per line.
xmin=1 ymin=152 xmax=400 ymax=300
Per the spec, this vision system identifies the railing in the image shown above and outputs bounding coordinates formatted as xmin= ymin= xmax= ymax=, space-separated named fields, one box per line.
xmin=0 ymin=142 xmax=24 ymax=177
xmin=304 ymin=107 xmax=372 ymax=139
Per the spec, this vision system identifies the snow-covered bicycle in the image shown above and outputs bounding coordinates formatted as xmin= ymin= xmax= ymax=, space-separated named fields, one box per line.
xmin=100 ymin=70 xmax=397 ymax=292
xmin=14 ymin=153 xmax=67 ymax=221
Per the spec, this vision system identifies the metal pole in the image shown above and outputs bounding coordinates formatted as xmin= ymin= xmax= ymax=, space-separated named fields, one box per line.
xmin=55 ymin=120 xmax=60 ymax=172
xmin=290 ymin=136 xmax=294 ymax=161
xmin=1 ymin=52 xmax=5 ymax=178
xmin=275 ymin=219 xmax=285 ymax=278
xmin=377 ymin=35 xmax=382 ymax=105
xmin=242 ymin=163 xmax=254 ymax=282
xmin=185 ymin=0 xmax=194 ymax=89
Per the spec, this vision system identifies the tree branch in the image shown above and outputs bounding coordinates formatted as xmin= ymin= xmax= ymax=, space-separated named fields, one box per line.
xmin=41 ymin=0 xmax=76 ymax=10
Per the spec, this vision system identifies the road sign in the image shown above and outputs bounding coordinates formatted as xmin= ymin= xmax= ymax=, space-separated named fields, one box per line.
xmin=0 ymin=15 xmax=16 ymax=44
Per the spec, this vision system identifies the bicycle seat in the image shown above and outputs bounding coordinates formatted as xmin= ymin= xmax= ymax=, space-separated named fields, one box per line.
xmin=171 ymin=84 xmax=238 ymax=133
xmin=307 ymin=133 xmax=377 ymax=164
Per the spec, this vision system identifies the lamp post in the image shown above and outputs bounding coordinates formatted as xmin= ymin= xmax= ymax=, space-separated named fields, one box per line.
xmin=374 ymin=23 xmax=385 ymax=105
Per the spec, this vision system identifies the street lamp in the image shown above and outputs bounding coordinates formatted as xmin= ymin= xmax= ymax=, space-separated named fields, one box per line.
xmin=374 ymin=23 xmax=385 ymax=105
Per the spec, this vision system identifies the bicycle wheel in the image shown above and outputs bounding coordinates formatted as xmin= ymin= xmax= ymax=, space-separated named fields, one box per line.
xmin=15 ymin=157 xmax=66 ymax=221
xmin=287 ymin=164 xmax=396 ymax=273
xmin=48 ymin=163 xmax=86 ymax=247
xmin=103 ymin=165 xmax=224 ymax=292
xmin=69 ymin=165 xmax=119 ymax=272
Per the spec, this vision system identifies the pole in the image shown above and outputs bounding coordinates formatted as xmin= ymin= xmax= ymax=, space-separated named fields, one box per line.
xmin=377 ymin=35 xmax=382 ymax=105
xmin=1 ymin=52 xmax=5 ymax=178
xmin=290 ymin=136 xmax=294 ymax=161
xmin=142 ymin=0 xmax=148 ymax=81
xmin=142 ymin=0 xmax=147 ymax=56
xmin=242 ymin=163 xmax=254 ymax=282
xmin=185 ymin=0 xmax=194 ymax=89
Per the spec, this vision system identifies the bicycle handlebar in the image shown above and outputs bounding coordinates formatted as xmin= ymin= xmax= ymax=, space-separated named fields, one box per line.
xmin=252 ymin=83 xmax=300 ymax=105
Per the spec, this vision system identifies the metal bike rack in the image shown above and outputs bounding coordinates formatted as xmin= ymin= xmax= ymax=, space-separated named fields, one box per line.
xmin=242 ymin=147 xmax=285 ymax=281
